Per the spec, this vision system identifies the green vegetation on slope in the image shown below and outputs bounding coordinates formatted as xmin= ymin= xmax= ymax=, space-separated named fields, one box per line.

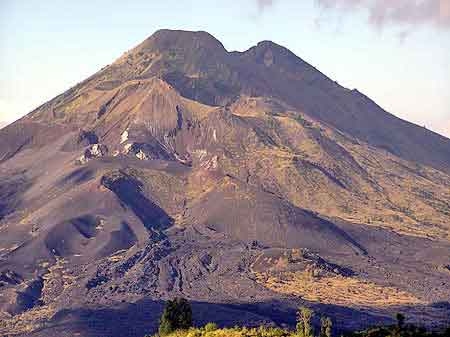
xmin=150 ymin=323 xmax=450 ymax=337
xmin=148 ymin=299 xmax=450 ymax=337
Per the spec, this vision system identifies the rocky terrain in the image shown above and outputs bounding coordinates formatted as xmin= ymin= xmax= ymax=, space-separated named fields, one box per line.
xmin=0 ymin=30 xmax=449 ymax=337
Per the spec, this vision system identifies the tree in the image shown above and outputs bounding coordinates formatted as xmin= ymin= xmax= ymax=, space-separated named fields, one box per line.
xmin=297 ymin=307 xmax=314 ymax=337
xmin=320 ymin=316 xmax=332 ymax=337
xmin=296 ymin=318 xmax=305 ymax=337
xmin=158 ymin=297 xmax=193 ymax=336
xmin=396 ymin=313 xmax=405 ymax=328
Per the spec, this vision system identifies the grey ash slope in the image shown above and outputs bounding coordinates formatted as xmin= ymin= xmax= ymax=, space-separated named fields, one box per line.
xmin=0 ymin=29 xmax=450 ymax=336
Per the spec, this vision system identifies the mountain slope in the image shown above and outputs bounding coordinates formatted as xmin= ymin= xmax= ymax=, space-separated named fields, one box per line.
xmin=23 ymin=29 xmax=450 ymax=173
xmin=0 ymin=30 xmax=449 ymax=336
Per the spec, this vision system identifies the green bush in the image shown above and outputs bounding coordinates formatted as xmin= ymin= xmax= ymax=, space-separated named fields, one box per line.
xmin=204 ymin=322 xmax=218 ymax=332
xmin=159 ymin=298 xmax=193 ymax=336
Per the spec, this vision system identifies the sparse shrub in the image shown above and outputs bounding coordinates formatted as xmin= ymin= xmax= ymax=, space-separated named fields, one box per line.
xmin=265 ymin=326 xmax=287 ymax=337
xmin=320 ymin=316 xmax=332 ymax=337
xmin=294 ymin=114 xmax=313 ymax=128
xmin=204 ymin=322 xmax=219 ymax=332
xmin=158 ymin=297 xmax=193 ymax=336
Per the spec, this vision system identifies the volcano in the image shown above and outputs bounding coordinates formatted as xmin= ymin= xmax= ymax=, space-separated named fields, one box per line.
xmin=0 ymin=30 xmax=449 ymax=337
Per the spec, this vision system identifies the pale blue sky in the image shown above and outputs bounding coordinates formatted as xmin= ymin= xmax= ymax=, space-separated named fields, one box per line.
xmin=1 ymin=0 xmax=449 ymax=137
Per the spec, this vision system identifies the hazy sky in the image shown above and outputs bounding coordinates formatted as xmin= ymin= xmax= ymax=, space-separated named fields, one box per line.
xmin=1 ymin=0 xmax=449 ymax=137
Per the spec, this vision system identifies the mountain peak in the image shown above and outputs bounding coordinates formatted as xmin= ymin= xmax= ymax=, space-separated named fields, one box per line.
xmin=239 ymin=39 xmax=307 ymax=69
xmin=255 ymin=40 xmax=285 ymax=50
xmin=136 ymin=29 xmax=227 ymax=54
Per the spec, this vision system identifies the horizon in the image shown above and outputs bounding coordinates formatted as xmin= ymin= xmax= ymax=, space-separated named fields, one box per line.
xmin=0 ymin=1 xmax=449 ymax=138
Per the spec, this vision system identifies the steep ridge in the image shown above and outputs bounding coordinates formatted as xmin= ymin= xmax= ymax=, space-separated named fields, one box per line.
xmin=0 ymin=30 xmax=449 ymax=336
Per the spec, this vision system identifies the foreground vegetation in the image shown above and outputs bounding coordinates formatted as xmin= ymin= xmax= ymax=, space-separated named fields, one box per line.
xmin=153 ymin=324 xmax=450 ymax=337
xmin=148 ymin=298 xmax=450 ymax=337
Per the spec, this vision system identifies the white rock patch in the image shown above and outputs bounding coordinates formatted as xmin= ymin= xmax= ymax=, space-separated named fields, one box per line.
xmin=120 ymin=130 xmax=129 ymax=144
xmin=136 ymin=150 xmax=148 ymax=160
xmin=76 ymin=143 xmax=108 ymax=164
xmin=123 ymin=143 xmax=133 ymax=154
